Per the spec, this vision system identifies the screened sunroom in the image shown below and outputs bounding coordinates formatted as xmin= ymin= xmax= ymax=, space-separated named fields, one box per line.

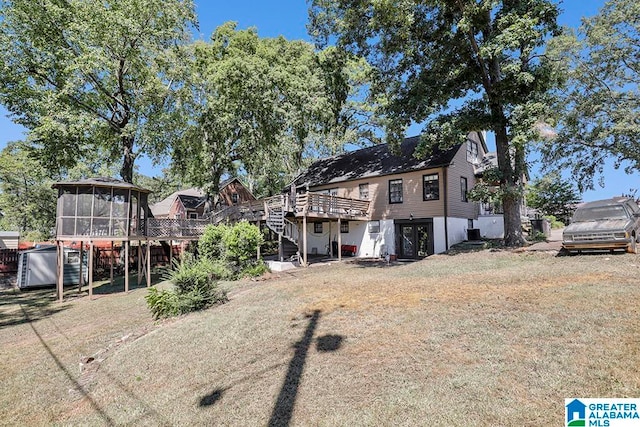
xmin=53 ymin=177 xmax=151 ymax=240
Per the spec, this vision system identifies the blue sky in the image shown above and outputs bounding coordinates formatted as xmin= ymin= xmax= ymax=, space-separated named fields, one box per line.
xmin=0 ymin=0 xmax=632 ymax=201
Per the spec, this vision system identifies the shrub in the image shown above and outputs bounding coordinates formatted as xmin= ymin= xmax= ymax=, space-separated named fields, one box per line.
xmin=222 ymin=221 xmax=264 ymax=267
xmin=543 ymin=215 xmax=565 ymax=229
xmin=146 ymin=287 xmax=181 ymax=319
xmin=240 ymin=261 xmax=269 ymax=278
xmin=198 ymin=221 xmax=267 ymax=279
xmin=529 ymin=231 xmax=547 ymax=242
xmin=145 ymin=256 xmax=228 ymax=319
xmin=199 ymin=223 xmax=230 ymax=261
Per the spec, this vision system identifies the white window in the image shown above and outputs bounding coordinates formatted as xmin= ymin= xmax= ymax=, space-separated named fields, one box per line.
xmin=460 ymin=177 xmax=468 ymax=202
xmin=389 ymin=179 xmax=403 ymax=204
xmin=467 ymin=140 xmax=479 ymax=164
xmin=423 ymin=174 xmax=439 ymax=200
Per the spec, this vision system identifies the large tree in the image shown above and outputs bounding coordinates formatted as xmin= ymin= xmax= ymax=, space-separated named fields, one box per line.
xmin=0 ymin=140 xmax=119 ymax=240
xmin=0 ymin=0 xmax=196 ymax=183
xmin=526 ymin=172 xmax=581 ymax=224
xmin=309 ymin=0 xmax=561 ymax=246
xmin=541 ymin=0 xmax=640 ymax=191
xmin=0 ymin=141 xmax=57 ymax=239
xmin=172 ymin=23 xmax=382 ymax=203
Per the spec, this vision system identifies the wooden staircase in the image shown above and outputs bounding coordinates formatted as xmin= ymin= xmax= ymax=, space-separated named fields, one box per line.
xmin=264 ymin=195 xmax=299 ymax=245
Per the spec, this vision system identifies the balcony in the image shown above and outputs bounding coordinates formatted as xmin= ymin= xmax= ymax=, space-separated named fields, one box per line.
xmin=295 ymin=192 xmax=370 ymax=220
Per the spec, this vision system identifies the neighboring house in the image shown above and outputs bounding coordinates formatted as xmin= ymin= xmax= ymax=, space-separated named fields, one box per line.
xmin=472 ymin=151 xmax=530 ymax=239
xmin=291 ymin=132 xmax=488 ymax=259
xmin=150 ymin=178 xmax=256 ymax=219
xmin=0 ymin=231 xmax=19 ymax=249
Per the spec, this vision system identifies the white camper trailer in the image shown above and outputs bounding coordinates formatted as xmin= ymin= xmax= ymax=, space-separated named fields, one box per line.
xmin=17 ymin=246 xmax=88 ymax=289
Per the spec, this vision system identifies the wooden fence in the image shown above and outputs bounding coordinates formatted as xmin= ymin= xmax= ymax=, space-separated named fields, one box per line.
xmin=92 ymin=245 xmax=184 ymax=271
xmin=0 ymin=249 xmax=18 ymax=273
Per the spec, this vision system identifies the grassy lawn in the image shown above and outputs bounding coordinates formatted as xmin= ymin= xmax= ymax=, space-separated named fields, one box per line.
xmin=1 ymin=250 xmax=639 ymax=426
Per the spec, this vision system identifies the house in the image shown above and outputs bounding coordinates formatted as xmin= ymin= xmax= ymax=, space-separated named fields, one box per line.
xmin=291 ymin=132 xmax=488 ymax=259
xmin=0 ymin=231 xmax=19 ymax=249
xmin=150 ymin=177 xmax=256 ymax=219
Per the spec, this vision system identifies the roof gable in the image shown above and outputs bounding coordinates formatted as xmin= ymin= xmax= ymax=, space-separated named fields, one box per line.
xmin=178 ymin=194 xmax=205 ymax=210
xmin=150 ymin=188 xmax=203 ymax=217
xmin=293 ymin=136 xmax=461 ymax=189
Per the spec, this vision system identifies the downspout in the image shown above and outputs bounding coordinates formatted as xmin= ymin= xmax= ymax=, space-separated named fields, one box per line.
xmin=443 ymin=166 xmax=449 ymax=251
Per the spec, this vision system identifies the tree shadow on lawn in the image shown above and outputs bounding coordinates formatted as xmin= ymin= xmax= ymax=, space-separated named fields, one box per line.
xmin=348 ymin=258 xmax=407 ymax=269
xmin=89 ymin=271 xmax=167 ymax=295
xmin=0 ymin=287 xmax=69 ymax=328
xmin=198 ymin=310 xmax=344 ymax=427
xmin=555 ymin=248 xmax=629 ymax=258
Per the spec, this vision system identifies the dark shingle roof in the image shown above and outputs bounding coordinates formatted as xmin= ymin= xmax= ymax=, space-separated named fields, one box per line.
xmin=292 ymin=136 xmax=460 ymax=188
xmin=178 ymin=194 xmax=205 ymax=210
xmin=52 ymin=177 xmax=151 ymax=193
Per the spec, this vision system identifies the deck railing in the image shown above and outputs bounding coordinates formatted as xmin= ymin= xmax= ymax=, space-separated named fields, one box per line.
xmin=147 ymin=218 xmax=210 ymax=238
xmin=295 ymin=192 xmax=370 ymax=219
xmin=143 ymin=192 xmax=370 ymax=239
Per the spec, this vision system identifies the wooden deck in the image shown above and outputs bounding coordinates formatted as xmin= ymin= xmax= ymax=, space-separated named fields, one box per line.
xmin=294 ymin=192 xmax=370 ymax=220
xmin=130 ymin=192 xmax=371 ymax=240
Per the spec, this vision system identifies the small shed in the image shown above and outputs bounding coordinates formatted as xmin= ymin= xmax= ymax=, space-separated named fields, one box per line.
xmin=0 ymin=231 xmax=19 ymax=249
xmin=17 ymin=246 xmax=88 ymax=289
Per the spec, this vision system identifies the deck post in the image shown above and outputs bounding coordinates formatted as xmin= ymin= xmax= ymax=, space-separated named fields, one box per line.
xmin=56 ymin=240 xmax=63 ymax=302
xmin=89 ymin=240 xmax=94 ymax=299
xmin=303 ymin=215 xmax=308 ymax=266
xmin=329 ymin=220 xmax=333 ymax=258
xmin=137 ymin=242 xmax=142 ymax=286
xmin=338 ymin=218 xmax=342 ymax=261
xmin=146 ymin=240 xmax=151 ymax=288
xmin=124 ymin=240 xmax=129 ymax=293
xmin=78 ymin=244 xmax=84 ymax=293
xmin=278 ymin=233 xmax=283 ymax=262
xmin=110 ymin=241 xmax=114 ymax=287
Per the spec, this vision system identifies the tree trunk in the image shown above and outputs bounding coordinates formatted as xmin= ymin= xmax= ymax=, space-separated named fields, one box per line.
xmin=204 ymin=169 xmax=223 ymax=213
xmin=502 ymin=189 xmax=525 ymax=246
xmin=493 ymin=112 xmax=526 ymax=247
xmin=120 ymin=135 xmax=135 ymax=184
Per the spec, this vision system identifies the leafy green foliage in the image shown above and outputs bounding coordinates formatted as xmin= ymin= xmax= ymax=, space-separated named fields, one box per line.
xmin=543 ymin=215 xmax=565 ymax=229
xmin=526 ymin=173 xmax=581 ymax=224
xmin=198 ymin=221 xmax=266 ymax=279
xmin=0 ymin=141 xmax=56 ymax=238
xmin=0 ymin=0 xmax=196 ymax=182
xmin=199 ymin=224 xmax=231 ymax=262
xmin=528 ymin=231 xmax=548 ymax=242
xmin=145 ymin=287 xmax=181 ymax=319
xmin=172 ymin=23 xmax=382 ymax=199
xmin=221 ymin=221 xmax=264 ymax=270
xmin=542 ymin=0 xmax=640 ymax=191
xmin=133 ymin=169 xmax=188 ymax=205
xmin=146 ymin=256 xmax=228 ymax=320
xmin=309 ymin=0 xmax=563 ymax=246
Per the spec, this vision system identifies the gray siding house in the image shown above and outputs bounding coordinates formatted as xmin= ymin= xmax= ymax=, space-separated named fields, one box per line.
xmin=291 ymin=132 xmax=488 ymax=259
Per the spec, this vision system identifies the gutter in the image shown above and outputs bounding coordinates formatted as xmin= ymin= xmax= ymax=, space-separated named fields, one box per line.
xmin=443 ymin=166 xmax=449 ymax=251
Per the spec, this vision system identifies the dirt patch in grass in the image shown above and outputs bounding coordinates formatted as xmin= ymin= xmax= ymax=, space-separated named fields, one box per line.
xmin=1 ymin=251 xmax=639 ymax=426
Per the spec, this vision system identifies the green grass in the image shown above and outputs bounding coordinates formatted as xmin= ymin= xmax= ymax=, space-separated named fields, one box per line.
xmin=1 ymin=251 xmax=639 ymax=426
